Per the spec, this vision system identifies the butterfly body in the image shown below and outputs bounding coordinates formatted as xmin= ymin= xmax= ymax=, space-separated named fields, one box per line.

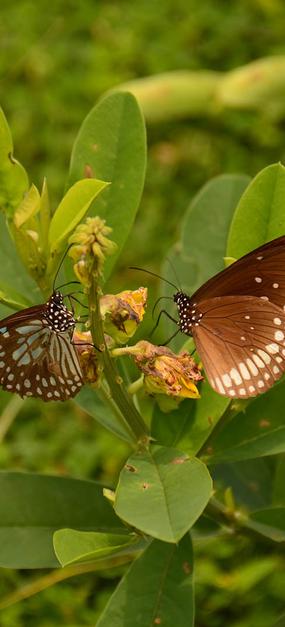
xmin=174 ymin=292 xmax=200 ymax=335
xmin=173 ymin=235 xmax=285 ymax=399
xmin=0 ymin=291 xmax=83 ymax=401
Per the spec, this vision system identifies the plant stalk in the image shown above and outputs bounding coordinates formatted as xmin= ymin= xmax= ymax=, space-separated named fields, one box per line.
xmin=89 ymin=276 xmax=150 ymax=447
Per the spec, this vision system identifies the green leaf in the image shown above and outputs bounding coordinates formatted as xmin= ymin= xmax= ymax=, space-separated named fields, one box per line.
xmin=205 ymin=381 xmax=285 ymax=464
xmin=0 ymin=282 xmax=32 ymax=310
xmin=96 ymin=535 xmax=194 ymax=627
xmin=227 ymin=163 xmax=285 ymax=258
xmin=185 ymin=382 xmax=230 ymax=454
xmin=75 ymin=387 xmax=135 ymax=444
xmin=272 ymin=455 xmax=285 ymax=504
xmin=114 ymin=445 xmax=212 ymax=543
xmin=13 ymin=183 xmax=40 ymax=228
xmin=181 ymin=174 xmax=251 ymax=293
xmin=214 ymin=459 xmax=273 ymax=510
xmin=54 ymin=529 xmax=140 ymax=567
xmin=162 ymin=174 xmax=250 ymax=349
xmin=151 ymin=381 xmax=230 ymax=455
xmin=246 ymin=507 xmax=285 ymax=542
xmin=39 ymin=178 xmax=51 ymax=252
xmin=69 ymin=92 xmax=146 ymax=279
xmin=48 ymin=178 xmax=108 ymax=254
xmin=0 ymin=107 xmax=29 ymax=215
xmin=0 ymin=472 xmax=125 ymax=569
xmin=152 ymin=382 xmax=230 ymax=456
xmin=0 ymin=213 xmax=39 ymax=317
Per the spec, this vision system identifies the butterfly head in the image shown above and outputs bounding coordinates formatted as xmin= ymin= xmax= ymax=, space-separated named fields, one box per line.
xmin=44 ymin=291 xmax=76 ymax=333
xmin=174 ymin=291 xmax=202 ymax=336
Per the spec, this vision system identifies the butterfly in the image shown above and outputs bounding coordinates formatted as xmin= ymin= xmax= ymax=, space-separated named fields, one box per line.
xmin=133 ymin=235 xmax=285 ymax=399
xmin=173 ymin=235 xmax=285 ymax=398
xmin=0 ymin=290 xmax=83 ymax=401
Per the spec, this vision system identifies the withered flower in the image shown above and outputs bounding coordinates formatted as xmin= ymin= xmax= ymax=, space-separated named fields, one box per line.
xmin=100 ymin=287 xmax=147 ymax=344
xmin=114 ymin=341 xmax=202 ymax=399
xmin=72 ymin=330 xmax=100 ymax=386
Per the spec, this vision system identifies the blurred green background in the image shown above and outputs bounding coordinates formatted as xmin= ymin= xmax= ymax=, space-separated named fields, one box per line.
xmin=1 ymin=0 xmax=285 ymax=625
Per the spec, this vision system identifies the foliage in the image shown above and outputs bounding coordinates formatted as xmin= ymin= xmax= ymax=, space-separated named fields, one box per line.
xmin=0 ymin=90 xmax=284 ymax=627
xmin=1 ymin=2 xmax=285 ymax=625
xmin=2 ymin=0 xmax=285 ymax=273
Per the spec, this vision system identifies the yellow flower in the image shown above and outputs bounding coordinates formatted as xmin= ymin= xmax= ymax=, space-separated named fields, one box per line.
xmin=100 ymin=287 xmax=147 ymax=344
xmin=115 ymin=341 xmax=202 ymax=399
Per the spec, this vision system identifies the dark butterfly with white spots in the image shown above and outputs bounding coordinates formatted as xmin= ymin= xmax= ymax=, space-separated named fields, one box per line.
xmin=0 ymin=291 xmax=83 ymax=401
xmin=134 ymin=234 xmax=285 ymax=399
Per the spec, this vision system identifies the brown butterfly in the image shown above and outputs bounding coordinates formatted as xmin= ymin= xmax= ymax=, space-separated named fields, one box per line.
xmin=134 ymin=235 xmax=285 ymax=398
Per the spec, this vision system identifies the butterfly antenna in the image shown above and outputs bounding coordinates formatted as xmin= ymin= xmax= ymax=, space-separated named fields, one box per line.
xmin=165 ymin=256 xmax=182 ymax=291
xmin=129 ymin=266 xmax=178 ymax=291
xmin=57 ymin=280 xmax=81 ymax=291
xmin=53 ymin=244 xmax=75 ymax=292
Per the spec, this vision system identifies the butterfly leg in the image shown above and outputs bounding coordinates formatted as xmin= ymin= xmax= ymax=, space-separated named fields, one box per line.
xmin=67 ymin=294 xmax=89 ymax=311
xmin=150 ymin=309 xmax=178 ymax=337
xmin=161 ymin=328 xmax=180 ymax=346
xmin=72 ymin=340 xmax=102 ymax=353
xmin=152 ymin=295 xmax=173 ymax=319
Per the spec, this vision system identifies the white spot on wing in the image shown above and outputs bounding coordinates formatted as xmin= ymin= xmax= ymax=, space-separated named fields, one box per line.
xmin=222 ymin=374 xmax=232 ymax=388
xmin=215 ymin=377 xmax=225 ymax=394
xmin=238 ymin=362 xmax=250 ymax=380
xmin=246 ymin=358 xmax=258 ymax=376
xmin=230 ymin=368 xmax=242 ymax=385
xmin=257 ymin=349 xmax=271 ymax=365
xmin=266 ymin=343 xmax=279 ymax=354
xmin=253 ymin=354 xmax=265 ymax=368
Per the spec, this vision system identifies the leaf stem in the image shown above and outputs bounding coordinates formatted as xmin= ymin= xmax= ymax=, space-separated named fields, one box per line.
xmin=128 ymin=376 xmax=144 ymax=395
xmin=0 ymin=554 xmax=133 ymax=610
xmin=88 ymin=277 xmax=150 ymax=447
xmin=0 ymin=396 xmax=25 ymax=443
xmin=97 ymin=380 xmax=136 ymax=444
xmin=197 ymin=398 xmax=251 ymax=459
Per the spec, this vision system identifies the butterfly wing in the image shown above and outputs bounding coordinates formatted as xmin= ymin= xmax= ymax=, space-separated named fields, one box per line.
xmin=192 ymin=295 xmax=285 ymax=398
xmin=192 ymin=235 xmax=285 ymax=309
xmin=0 ymin=312 xmax=83 ymax=401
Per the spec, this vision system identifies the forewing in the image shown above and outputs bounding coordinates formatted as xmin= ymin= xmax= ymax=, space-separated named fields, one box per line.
xmin=192 ymin=295 xmax=285 ymax=398
xmin=0 ymin=316 xmax=83 ymax=401
xmin=192 ymin=235 xmax=285 ymax=309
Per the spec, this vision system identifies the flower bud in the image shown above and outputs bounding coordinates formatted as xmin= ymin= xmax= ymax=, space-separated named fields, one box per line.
xmin=100 ymin=287 xmax=147 ymax=344
xmin=69 ymin=217 xmax=117 ymax=285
